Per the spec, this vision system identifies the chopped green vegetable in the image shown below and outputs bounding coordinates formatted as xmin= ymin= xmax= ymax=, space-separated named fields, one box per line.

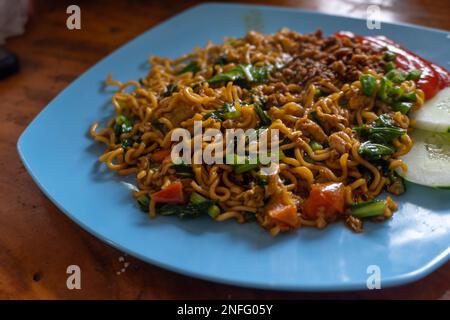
xmin=137 ymin=195 xmax=149 ymax=212
xmin=162 ymin=84 xmax=177 ymax=97
xmin=309 ymin=140 xmax=323 ymax=151
xmin=360 ymin=74 xmax=377 ymax=96
xmin=406 ymin=69 xmax=421 ymax=81
xmin=383 ymin=51 xmax=396 ymax=62
xmin=358 ymin=141 xmax=395 ymax=160
xmin=349 ymin=200 xmax=386 ymax=218
xmin=189 ymin=192 xmax=207 ymax=205
xmin=207 ymin=205 xmax=221 ymax=218
xmin=378 ymin=77 xmax=393 ymax=103
xmin=179 ymin=61 xmax=201 ymax=74
xmin=253 ymin=102 xmax=271 ymax=126
xmin=384 ymin=61 xmax=396 ymax=72
xmin=224 ymin=103 xmax=241 ymax=119
xmin=393 ymin=101 xmax=413 ymax=114
xmin=114 ymin=115 xmax=133 ymax=135
xmin=401 ymin=92 xmax=417 ymax=102
xmin=189 ymin=192 xmax=221 ymax=218
xmin=225 ymin=109 xmax=241 ymax=119
xmin=389 ymin=85 xmax=404 ymax=99
xmin=386 ymin=69 xmax=407 ymax=84
xmin=378 ymin=79 xmax=406 ymax=105
xmin=204 ymin=102 xmax=241 ymax=121
xmin=203 ymin=110 xmax=223 ymax=122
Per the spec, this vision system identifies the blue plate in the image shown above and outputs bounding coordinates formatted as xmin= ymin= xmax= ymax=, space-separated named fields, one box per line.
xmin=17 ymin=3 xmax=450 ymax=291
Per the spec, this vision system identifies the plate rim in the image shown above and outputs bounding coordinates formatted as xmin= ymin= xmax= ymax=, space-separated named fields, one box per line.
xmin=17 ymin=2 xmax=450 ymax=292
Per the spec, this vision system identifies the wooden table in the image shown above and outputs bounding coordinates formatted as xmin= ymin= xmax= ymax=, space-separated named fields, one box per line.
xmin=1 ymin=0 xmax=449 ymax=299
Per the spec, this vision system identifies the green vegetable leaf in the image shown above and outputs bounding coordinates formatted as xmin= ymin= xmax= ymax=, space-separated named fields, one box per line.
xmin=114 ymin=115 xmax=134 ymax=136
xmin=253 ymin=102 xmax=271 ymax=126
xmin=203 ymin=102 xmax=241 ymax=122
xmin=179 ymin=61 xmax=201 ymax=75
xmin=358 ymin=141 xmax=395 ymax=160
xmin=393 ymin=101 xmax=413 ymax=114
xmin=355 ymin=114 xmax=406 ymax=143
xmin=373 ymin=113 xmax=395 ymax=128
xmin=157 ymin=202 xmax=212 ymax=219
xmin=355 ymin=126 xmax=406 ymax=143
xmin=207 ymin=64 xmax=273 ymax=86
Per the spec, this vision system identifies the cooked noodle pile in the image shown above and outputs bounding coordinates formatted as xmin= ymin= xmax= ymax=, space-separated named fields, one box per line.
xmin=90 ymin=29 xmax=424 ymax=234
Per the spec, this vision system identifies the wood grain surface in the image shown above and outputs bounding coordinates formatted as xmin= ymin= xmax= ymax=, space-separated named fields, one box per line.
xmin=1 ymin=0 xmax=449 ymax=299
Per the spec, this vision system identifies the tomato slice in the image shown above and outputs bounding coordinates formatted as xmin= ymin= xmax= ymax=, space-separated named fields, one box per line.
xmin=268 ymin=203 xmax=299 ymax=228
xmin=152 ymin=181 xmax=185 ymax=204
xmin=302 ymin=183 xmax=345 ymax=220
xmin=150 ymin=149 xmax=171 ymax=163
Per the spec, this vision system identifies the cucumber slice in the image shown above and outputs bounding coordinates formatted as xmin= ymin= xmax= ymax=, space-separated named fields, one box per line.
xmin=398 ymin=129 xmax=450 ymax=187
xmin=412 ymin=87 xmax=450 ymax=133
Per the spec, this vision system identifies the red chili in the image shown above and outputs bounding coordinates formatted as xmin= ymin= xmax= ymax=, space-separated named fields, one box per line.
xmin=334 ymin=31 xmax=450 ymax=99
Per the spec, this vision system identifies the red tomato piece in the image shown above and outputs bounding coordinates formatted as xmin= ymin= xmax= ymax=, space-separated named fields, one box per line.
xmin=152 ymin=181 xmax=185 ymax=204
xmin=302 ymin=183 xmax=345 ymax=220
xmin=268 ymin=203 xmax=299 ymax=228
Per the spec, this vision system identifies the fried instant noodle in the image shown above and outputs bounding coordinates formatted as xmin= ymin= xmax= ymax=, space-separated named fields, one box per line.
xmin=90 ymin=29 xmax=424 ymax=234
